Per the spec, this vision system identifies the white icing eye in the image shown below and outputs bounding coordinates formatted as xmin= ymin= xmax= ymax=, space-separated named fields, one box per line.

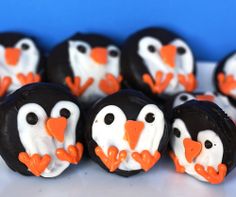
xmin=50 ymin=101 xmax=80 ymax=124
xmin=15 ymin=38 xmax=37 ymax=52
xmin=137 ymin=104 xmax=163 ymax=125
xmin=92 ymin=105 xmax=127 ymax=145
xmin=93 ymin=105 xmax=126 ymax=127
xmin=107 ymin=45 xmax=120 ymax=58
xmin=173 ymin=93 xmax=195 ymax=108
xmin=224 ymin=53 xmax=236 ymax=77
xmin=135 ymin=104 xmax=165 ymax=153
xmin=17 ymin=103 xmax=47 ymax=132
xmin=169 ymin=39 xmax=194 ymax=74
xmin=197 ymin=130 xmax=223 ymax=153
xmin=172 ymin=119 xmax=191 ymax=140
xmin=138 ymin=37 xmax=162 ymax=58
xmin=69 ymin=40 xmax=91 ymax=55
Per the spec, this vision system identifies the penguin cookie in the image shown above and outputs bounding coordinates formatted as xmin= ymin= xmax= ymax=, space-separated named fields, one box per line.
xmin=121 ymin=27 xmax=197 ymax=104
xmin=47 ymin=33 xmax=122 ymax=105
xmin=0 ymin=32 xmax=44 ymax=97
xmin=170 ymin=100 xmax=236 ymax=184
xmin=85 ymin=89 xmax=169 ymax=177
xmin=171 ymin=92 xmax=236 ymax=124
xmin=214 ymin=51 xmax=236 ymax=102
xmin=0 ymin=83 xmax=84 ymax=177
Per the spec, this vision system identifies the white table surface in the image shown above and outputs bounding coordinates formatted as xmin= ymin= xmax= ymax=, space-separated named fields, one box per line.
xmin=1 ymin=62 xmax=235 ymax=197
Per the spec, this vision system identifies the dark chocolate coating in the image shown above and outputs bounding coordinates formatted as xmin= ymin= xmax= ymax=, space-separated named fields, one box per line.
xmin=46 ymin=33 xmax=121 ymax=106
xmin=0 ymin=83 xmax=84 ymax=176
xmin=121 ymin=27 xmax=196 ymax=106
xmin=214 ymin=51 xmax=236 ymax=106
xmin=0 ymin=32 xmax=46 ymax=84
xmin=84 ymin=89 xmax=169 ymax=177
xmin=173 ymin=100 xmax=236 ymax=174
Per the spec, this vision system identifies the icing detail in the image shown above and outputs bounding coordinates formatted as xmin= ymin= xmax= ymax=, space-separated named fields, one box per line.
xmin=95 ymin=146 xmax=127 ymax=172
xmin=143 ymin=71 xmax=174 ymax=94
xmin=217 ymin=72 xmax=236 ymax=97
xmin=160 ymin=45 xmax=176 ymax=68
xmin=169 ymin=151 xmax=185 ymax=173
xmin=46 ymin=117 xmax=67 ymax=143
xmin=183 ymin=138 xmax=202 ymax=163
xmin=0 ymin=76 xmax=12 ymax=96
xmin=65 ymin=76 xmax=94 ymax=96
xmin=92 ymin=104 xmax=165 ymax=171
xmin=17 ymin=72 xmax=41 ymax=85
xmin=171 ymin=118 xmax=225 ymax=183
xmin=195 ymin=163 xmax=227 ymax=184
xmin=18 ymin=152 xmax=51 ymax=177
xmin=178 ymin=73 xmax=197 ymax=92
xmin=90 ymin=47 xmax=107 ymax=65
xmin=17 ymin=100 xmax=80 ymax=177
xmin=0 ymin=38 xmax=40 ymax=92
xmin=173 ymin=93 xmax=195 ymax=108
xmin=138 ymin=36 xmax=195 ymax=94
xmin=196 ymin=94 xmax=214 ymax=102
xmin=132 ymin=150 xmax=161 ymax=171
xmin=99 ymin=73 xmax=122 ymax=95
xmin=56 ymin=142 xmax=83 ymax=164
xmin=124 ymin=120 xmax=144 ymax=150
xmin=68 ymin=41 xmax=120 ymax=102
xmin=5 ymin=48 xmax=21 ymax=66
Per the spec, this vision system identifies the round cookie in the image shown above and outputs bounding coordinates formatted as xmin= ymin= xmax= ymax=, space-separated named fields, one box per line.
xmin=0 ymin=83 xmax=84 ymax=177
xmin=121 ymin=27 xmax=197 ymax=105
xmin=0 ymin=32 xmax=44 ymax=97
xmin=170 ymin=100 xmax=236 ymax=184
xmin=170 ymin=92 xmax=236 ymax=123
xmin=85 ymin=89 xmax=169 ymax=177
xmin=47 ymin=33 xmax=122 ymax=105
xmin=214 ymin=51 xmax=236 ymax=103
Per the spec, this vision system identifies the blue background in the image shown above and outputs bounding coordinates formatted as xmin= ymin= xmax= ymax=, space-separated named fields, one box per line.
xmin=0 ymin=0 xmax=235 ymax=61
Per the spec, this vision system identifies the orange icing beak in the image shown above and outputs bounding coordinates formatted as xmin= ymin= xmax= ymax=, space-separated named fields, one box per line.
xmin=46 ymin=117 xmax=67 ymax=142
xmin=124 ymin=120 xmax=144 ymax=150
xmin=196 ymin=94 xmax=215 ymax=102
xmin=90 ymin=47 xmax=107 ymax=65
xmin=183 ymin=138 xmax=202 ymax=163
xmin=5 ymin=48 xmax=21 ymax=66
xmin=160 ymin=45 xmax=176 ymax=68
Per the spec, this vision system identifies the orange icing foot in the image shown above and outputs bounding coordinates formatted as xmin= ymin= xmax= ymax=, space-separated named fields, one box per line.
xmin=56 ymin=142 xmax=84 ymax=164
xmin=195 ymin=163 xmax=227 ymax=184
xmin=143 ymin=71 xmax=173 ymax=94
xmin=95 ymin=146 xmax=127 ymax=172
xmin=99 ymin=73 xmax=122 ymax=95
xmin=0 ymin=76 xmax=12 ymax=96
xmin=18 ymin=152 xmax=51 ymax=176
xmin=132 ymin=150 xmax=161 ymax=172
xmin=65 ymin=76 xmax=94 ymax=96
xmin=178 ymin=73 xmax=197 ymax=92
xmin=217 ymin=72 xmax=236 ymax=96
xmin=169 ymin=151 xmax=185 ymax=173
xmin=17 ymin=72 xmax=41 ymax=85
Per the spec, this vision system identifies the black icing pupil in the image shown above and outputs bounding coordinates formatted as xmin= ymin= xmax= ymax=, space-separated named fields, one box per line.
xmin=104 ymin=113 xmax=114 ymax=125
xmin=21 ymin=43 xmax=29 ymax=50
xmin=148 ymin=45 xmax=156 ymax=53
xmin=145 ymin=113 xmax=155 ymax=123
xmin=180 ymin=95 xmax=188 ymax=101
xmin=109 ymin=50 xmax=118 ymax=57
xmin=77 ymin=45 xmax=86 ymax=53
xmin=177 ymin=47 xmax=186 ymax=55
xmin=205 ymin=140 xmax=213 ymax=149
xmin=173 ymin=128 xmax=181 ymax=138
xmin=60 ymin=108 xmax=71 ymax=119
xmin=26 ymin=112 xmax=38 ymax=125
